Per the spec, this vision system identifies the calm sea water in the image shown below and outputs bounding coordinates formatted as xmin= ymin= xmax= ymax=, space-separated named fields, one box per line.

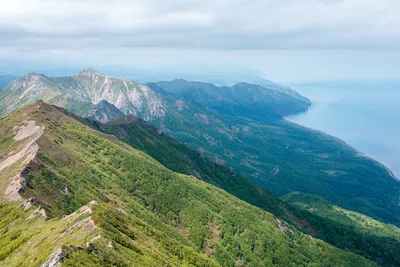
xmin=286 ymin=83 xmax=400 ymax=178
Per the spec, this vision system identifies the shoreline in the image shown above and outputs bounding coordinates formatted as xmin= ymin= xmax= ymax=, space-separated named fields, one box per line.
xmin=284 ymin=112 xmax=400 ymax=182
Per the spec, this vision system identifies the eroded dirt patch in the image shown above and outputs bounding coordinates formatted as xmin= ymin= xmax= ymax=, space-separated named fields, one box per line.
xmin=1 ymin=120 xmax=44 ymax=201
xmin=14 ymin=120 xmax=43 ymax=141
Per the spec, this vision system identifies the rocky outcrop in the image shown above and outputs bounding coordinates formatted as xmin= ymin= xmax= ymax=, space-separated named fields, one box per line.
xmin=59 ymin=217 xmax=97 ymax=238
xmin=276 ymin=219 xmax=293 ymax=234
xmin=40 ymin=246 xmax=83 ymax=267
xmin=86 ymin=234 xmax=101 ymax=248
xmin=58 ymin=201 xmax=99 ymax=240
xmin=73 ymin=69 xmax=167 ymax=121
xmin=108 ymin=240 xmax=117 ymax=250
xmin=62 ymin=200 xmax=97 ymax=221
xmin=83 ymin=100 xmax=124 ymax=123
xmin=27 ymin=205 xmax=47 ymax=220
xmin=40 ymin=247 xmax=67 ymax=267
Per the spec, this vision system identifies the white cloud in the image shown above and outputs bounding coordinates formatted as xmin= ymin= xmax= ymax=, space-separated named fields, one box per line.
xmin=1 ymin=0 xmax=400 ymax=82
xmin=0 ymin=0 xmax=400 ymax=50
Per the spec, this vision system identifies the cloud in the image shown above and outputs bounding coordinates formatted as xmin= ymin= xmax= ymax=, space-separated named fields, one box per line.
xmin=1 ymin=0 xmax=400 ymax=50
xmin=2 ymin=0 xmax=400 ymax=84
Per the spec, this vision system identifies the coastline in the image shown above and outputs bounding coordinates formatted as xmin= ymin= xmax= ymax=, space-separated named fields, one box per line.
xmin=284 ymin=111 xmax=399 ymax=181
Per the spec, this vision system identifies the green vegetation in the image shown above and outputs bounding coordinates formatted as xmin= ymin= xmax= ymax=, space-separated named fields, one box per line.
xmin=149 ymin=80 xmax=400 ymax=226
xmin=281 ymin=193 xmax=400 ymax=267
xmin=0 ymin=102 xmax=376 ymax=266
xmin=152 ymin=80 xmax=311 ymax=119
xmin=284 ymin=192 xmax=400 ymax=245
xmin=0 ymin=202 xmax=99 ymax=266
xmin=79 ymin=112 xmax=400 ymax=266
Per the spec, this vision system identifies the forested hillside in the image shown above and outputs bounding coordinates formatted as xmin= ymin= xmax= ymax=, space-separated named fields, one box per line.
xmin=148 ymin=80 xmax=400 ymax=226
xmin=81 ymin=112 xmax=400 ymax=266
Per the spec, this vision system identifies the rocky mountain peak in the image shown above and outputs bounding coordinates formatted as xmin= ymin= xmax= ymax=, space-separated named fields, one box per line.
xmin=97 ymin=99 xmax=113 ymax=106
xmin=83 ymin=99 xmax=124 ymax=123
xmin=74 ymin=68 xmax=103 ymax=77
xmin=23 ymin=73 xmax=47 ymax=82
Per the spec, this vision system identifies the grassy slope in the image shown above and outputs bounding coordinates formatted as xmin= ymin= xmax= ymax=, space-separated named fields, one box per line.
xmin=97 ymin=116 xmax=276 ymax=210
xmin=0 ymin=102 xmax=376 ymax=267
xmin=78 ymin=113 xmax=400 ymax=267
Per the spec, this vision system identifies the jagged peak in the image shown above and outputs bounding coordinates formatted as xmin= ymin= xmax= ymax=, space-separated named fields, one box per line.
xmin=90 ymin=100 xmax=122 ymax=112
xmin=22 ymin=73 xmax=48 ymax=82
xmin=74 ymin=68 xmax=103 ymax=77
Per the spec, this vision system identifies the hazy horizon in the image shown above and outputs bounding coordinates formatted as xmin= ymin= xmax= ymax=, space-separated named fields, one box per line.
xmin=2 ymin=1 xmax=400 ymax=83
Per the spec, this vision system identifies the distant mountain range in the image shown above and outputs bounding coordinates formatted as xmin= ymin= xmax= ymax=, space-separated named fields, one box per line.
xmin=0 ymin=69 xmax=307 ymax=120
xmin=0 ymin=69 xmax=166 ymax=120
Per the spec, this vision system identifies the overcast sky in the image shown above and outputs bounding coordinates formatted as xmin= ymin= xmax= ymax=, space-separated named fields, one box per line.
xmin=1 ymin=0 xmax=400 ymax=83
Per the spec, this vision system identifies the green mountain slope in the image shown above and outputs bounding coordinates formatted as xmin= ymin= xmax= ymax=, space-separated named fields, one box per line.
xmin=149 ymin=80 xmax=400 ymax=226
xmin=283 ymin=192 xmax=400 ymax=242
xmin=95 ymin=115 xmax=275 ymax=208
xmin=0 ymin=102 xmax=376 ymax=266
xmin=283 ymin=192 xmax=400 ymax=266
xmin=153 ymin=80 xmax=310 ymax=119
xmin=83 ymin=113 xmax=400 ymax=266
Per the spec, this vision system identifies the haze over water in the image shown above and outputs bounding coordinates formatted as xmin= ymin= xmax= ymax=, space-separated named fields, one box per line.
xmin=286 ymin=82 xmax=400 ymax=179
